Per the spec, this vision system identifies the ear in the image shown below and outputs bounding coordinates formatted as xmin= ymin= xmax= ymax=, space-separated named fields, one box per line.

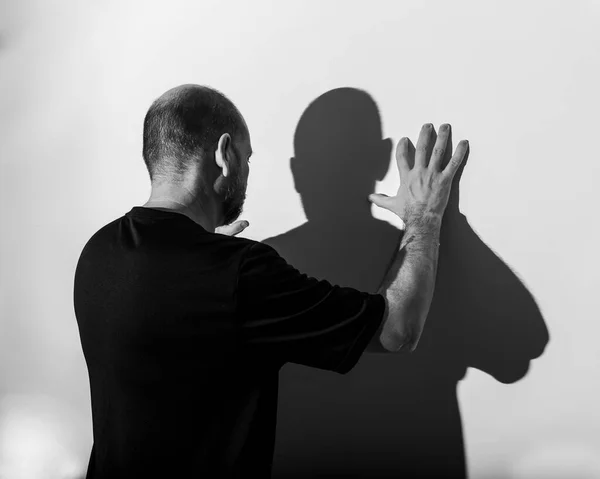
xmin=377 ymin=137 xmax=394 ymax=181
xmin=214 ymin=133 xmax=231 ymax=178
xmin=290 ymin=156 xmax=300 ymax=193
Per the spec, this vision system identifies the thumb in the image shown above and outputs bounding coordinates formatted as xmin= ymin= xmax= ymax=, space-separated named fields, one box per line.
xmin=216 ymin=220 xmax=249 ymax=236
xmin=368 ymin=193 xmax=395 ymax=211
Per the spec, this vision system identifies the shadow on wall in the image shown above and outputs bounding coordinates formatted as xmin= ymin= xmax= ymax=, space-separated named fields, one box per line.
xmin=262 ymin=88 xmax=550 ymax=479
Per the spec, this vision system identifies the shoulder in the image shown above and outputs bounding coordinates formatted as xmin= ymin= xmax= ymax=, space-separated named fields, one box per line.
xmin=205 ymin=236 xmax=283 ymax=272
xmin=212 ymin=234 xmax=272 ymax=255
xmin=232 ymin=238 xmax=282 ymax=266
xmin=77 ymin=217 xmax=122 ymax=260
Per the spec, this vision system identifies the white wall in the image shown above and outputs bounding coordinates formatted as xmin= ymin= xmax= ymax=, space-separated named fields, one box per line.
xmin=1 ymin=0 xmax=599 ymax=477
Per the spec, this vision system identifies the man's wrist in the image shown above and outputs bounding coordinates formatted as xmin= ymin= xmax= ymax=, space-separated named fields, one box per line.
xmin=405 ymin=214 xmax=442 ymax=238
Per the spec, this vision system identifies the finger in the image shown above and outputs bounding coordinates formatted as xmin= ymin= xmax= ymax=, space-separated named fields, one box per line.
xmin=217 ymin=220 xmax=249 ymax=236
xmin=442 ymin=140 xmax=469 ymax=179
xmin=429 ymin=124 xmax=451 ymax=171
xmin=415 ymin=123 xmax=435 ymax=168
xmin=394 ymin=138 xmax=411 ymax=177
xmin=446 ymin=143 xmax=469 ymax=210
xmin=440 ymin=125 xmax=453 ymax=170
xmin=453 ymin=140 xmax=469 ymax=181
xmin=214 ymin=225 xmax=231 ymax=236
xmin=230 ymin=220 xmax=249 ymax=235
xmin=368 ymin=193 xmax=395 ymax=211
xmin=406 ymin=138 xmax=416 ymax=169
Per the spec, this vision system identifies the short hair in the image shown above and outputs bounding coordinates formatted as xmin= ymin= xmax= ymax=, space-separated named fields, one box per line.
xmin=142 ymin=84 xmax=246 ymax=182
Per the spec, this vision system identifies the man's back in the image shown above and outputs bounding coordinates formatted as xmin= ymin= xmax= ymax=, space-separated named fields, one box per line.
xmin=73 ymin=206 xmax=385 ymax=478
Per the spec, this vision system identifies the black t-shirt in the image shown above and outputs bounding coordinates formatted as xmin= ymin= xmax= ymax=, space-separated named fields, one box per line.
xmin=73 ymin=206 xmax=386 ymax=478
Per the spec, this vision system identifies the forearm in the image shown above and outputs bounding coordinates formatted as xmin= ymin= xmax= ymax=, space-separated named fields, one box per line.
xmin=377 ymin=215 xmax=442 ymax=352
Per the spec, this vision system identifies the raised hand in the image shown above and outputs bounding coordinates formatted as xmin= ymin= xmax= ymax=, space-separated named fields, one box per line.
xmin=369 ymin=123 xmax=469 ymax=226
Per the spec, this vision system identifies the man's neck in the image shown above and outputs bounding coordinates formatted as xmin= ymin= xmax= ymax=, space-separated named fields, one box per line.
xmin=142 ymin=195 xmax=219 ymax=232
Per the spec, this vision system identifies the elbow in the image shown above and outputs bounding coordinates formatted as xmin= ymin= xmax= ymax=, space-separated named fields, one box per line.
xmin=380 ymin=329 xmax=420 ymax=353
xmin=380 ymin=313 xmax=423 ymax=353
xmin=388 ymin=337 xmax=419 ymax=353
xmin=379 ymin=297 xmax=426 ymax=353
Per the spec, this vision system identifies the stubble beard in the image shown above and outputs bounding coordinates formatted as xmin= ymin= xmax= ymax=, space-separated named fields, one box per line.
xmin=221 ymin=171 xmax=247 ymax=226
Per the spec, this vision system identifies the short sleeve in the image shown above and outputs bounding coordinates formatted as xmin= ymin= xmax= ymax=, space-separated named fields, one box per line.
xmin=236 ymin=242 xmax=386 ymax=374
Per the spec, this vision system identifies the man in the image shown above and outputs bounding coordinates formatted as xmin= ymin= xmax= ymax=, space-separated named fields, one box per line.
xmin=73 ymin=84 xmax=468 ymax=478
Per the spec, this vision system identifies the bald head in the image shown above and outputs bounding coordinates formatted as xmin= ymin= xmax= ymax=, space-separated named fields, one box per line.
xmin=142 ymin=84 xmax=247 ymax=183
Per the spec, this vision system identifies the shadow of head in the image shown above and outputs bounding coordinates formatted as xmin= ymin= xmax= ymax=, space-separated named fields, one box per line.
xmin=290 ymin=88 xmax=393 ymax=220
xmin=265 ymin=87 xmax=550 ymax=478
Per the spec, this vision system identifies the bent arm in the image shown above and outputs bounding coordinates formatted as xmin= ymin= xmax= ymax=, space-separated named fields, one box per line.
xmin=368 ymin=215 xmax=442 ymax=353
